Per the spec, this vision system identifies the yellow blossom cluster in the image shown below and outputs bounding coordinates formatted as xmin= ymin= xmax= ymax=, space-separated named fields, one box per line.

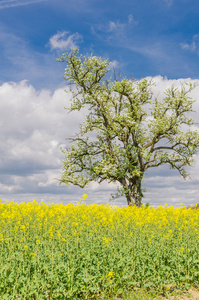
xmin=0 ymin=200 xmax=199 ymax=247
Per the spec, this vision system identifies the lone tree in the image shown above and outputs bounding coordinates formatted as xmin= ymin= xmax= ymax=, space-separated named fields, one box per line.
xmin=58 ymin=49 xmax=199 ymax=206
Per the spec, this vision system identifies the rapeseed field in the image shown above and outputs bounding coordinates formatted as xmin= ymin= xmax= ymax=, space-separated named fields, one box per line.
xmin=0 ymin=197 xmax=199 ymax=299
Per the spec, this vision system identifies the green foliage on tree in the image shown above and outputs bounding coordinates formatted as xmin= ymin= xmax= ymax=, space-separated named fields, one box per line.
xmin=57 ymin=49 xmax=199 ymax=206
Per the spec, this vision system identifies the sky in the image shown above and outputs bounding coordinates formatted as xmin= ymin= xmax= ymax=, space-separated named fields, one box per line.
xmin=1 ymin=0 xmax=199 ymax=207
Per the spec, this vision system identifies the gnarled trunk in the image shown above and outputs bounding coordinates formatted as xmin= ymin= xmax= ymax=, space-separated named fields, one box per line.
xmin=123 ymin=176 xmax=143 ymax=207
xmin=126 ymin=186 xmax=141 ymax=207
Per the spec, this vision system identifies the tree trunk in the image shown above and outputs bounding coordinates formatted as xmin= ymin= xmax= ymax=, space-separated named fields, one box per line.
xmin=125 ymin=177 xmax=143 ymax=207
xmin=126 ymin=188 xmax=141 ymax=207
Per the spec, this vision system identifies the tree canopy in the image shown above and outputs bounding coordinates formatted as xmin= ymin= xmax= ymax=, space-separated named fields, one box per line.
xmin=57 ymin=49 xmax=199 ymax=206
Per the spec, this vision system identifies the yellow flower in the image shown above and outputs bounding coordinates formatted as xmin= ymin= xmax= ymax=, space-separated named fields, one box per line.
xmin=82 ymin=194 xmax=88 ymax=200
xmin=102 ymin=237 xmax=111 ymax=245
xmin=108 ymin=271 xmax=114 ymax=278
xmin=24 ymin=245 xmax=29 ymax=250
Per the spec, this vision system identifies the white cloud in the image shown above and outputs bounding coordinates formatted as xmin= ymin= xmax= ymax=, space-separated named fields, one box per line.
xmin=49 ymin=31 xmax=83 ymax=50
xmin=92 ymin=15 xmax=138 ymax=41
xmin=109 ymin=60 xmax=119 ymax=69
xmin=128 ymin=14 xmax=138 ymax=25
xmin=0 ymin=0 xmax=47 ymax=9
xmin=0 ymin=80 xmax=84 ymax=191
xmin=107 ymin=21 xmax=124 ymax=33
xmin=0 ymin=182 xmax=22 ymax=193
xmin=128 ymin=14 xmax=133 ymax=24
xmin=180 ymin=34 xmax=199 ymax=53
xmin=107 ymin=15 xmax=137 ymax=32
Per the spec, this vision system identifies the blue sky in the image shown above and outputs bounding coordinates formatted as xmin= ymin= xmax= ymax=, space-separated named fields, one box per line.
xmin=1 ymin=0 xmax=199 ymax=88
xmin=1 ymin=0 xmax=199 ymax=207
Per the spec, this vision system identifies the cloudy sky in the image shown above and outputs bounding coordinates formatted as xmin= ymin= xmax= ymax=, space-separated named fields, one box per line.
xmin=1 ymin=0 xmax=199 ymax=207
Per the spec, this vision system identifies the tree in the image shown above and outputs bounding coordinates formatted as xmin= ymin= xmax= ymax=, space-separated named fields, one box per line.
xmin=57 ymin=49 xmax=199 ymax=207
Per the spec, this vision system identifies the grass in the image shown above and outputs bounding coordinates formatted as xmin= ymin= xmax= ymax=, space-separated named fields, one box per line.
xmin=0 ymin=198 xmax=199 ymax=299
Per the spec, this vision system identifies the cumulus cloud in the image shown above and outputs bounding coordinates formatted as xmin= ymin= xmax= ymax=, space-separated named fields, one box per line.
xmin=49 ymin=31 xmax=83 ymax=50
xmin=0 ymin=80 xmax=84 ymax=195
xmin=1 ymin=77 xmax=199 ymax=207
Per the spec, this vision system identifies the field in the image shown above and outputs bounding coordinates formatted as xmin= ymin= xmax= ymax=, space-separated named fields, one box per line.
xmin=0 ymin=197 xmax=199 ymax=299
